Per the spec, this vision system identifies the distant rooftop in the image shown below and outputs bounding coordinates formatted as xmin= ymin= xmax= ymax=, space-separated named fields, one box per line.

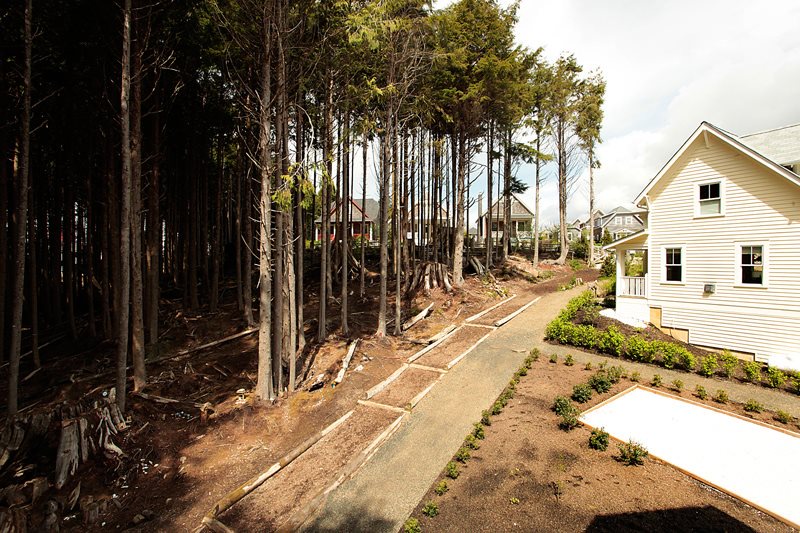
xmin=739 ymin=123 xmax=800 ymax=166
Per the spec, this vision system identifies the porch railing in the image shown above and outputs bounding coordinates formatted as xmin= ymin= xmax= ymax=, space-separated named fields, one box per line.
xmin=621 ymin=276 xmax=646 ymax=297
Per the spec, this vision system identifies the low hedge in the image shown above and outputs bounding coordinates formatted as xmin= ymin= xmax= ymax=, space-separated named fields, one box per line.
xmin=546 ymin=292 xmax=799 ymax=394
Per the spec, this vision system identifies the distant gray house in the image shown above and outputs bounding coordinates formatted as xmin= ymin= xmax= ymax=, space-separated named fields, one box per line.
xmin=314 ymin=198 xmax=379 ymax=242
xmin=594 ymin=206 xmax=645 ymax=241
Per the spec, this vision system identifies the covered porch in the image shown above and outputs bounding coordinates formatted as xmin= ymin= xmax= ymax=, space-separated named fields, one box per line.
xmin=605 ymin=231 xmax=649 ymax=323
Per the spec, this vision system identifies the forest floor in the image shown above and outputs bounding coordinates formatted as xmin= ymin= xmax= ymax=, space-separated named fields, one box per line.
xmin=9 ymin=254 xmax=588 ymax=531
xmin=407 ymin=335 xmax=799 ymax=532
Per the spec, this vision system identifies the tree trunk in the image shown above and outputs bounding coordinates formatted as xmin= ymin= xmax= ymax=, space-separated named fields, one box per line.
xmin=341 ymin=111 xmax=350 ymax=337
xmin=256 ymin=4 xmax=274 ymax=401
xmin=452 ymin=130 xmax=466 ymax=288
xmin=130 ymin=36 xmax=146 ymax=391
xmin=116 ymin=0 xmax=132 ymax=412
xmin=501 ymin=130 xmax=511 ymax=262
xmin=210 ymin=135 xmax=223 ymax=313
xmin=146 ymin=93 xmax=160 ymax=346
xmin=375 ymin=108 xmax=391 ymax=337
xmin=318 ymin=74 xmax=333 ymax=342
xmin=28 ymin=182 xmax=39 ymax=368
xmin=555 ymin=119 xmax=569 ymax=264
xmin=533 ymin=134 xmax=542 ymax=266
xmin=588 ymin=149 xmax=595 ymax=266
xmin=86 ymin=155 xmax=96 ymax=338
xmin=485 ymin=123 xmax=493 ymax=270
xmin=294 ymin=101 xmax=305 ymax=355
xmin=0 ymin=130 xmax=8 ymax=361
xmin=359 ymin=131 xmax=367 ymax=299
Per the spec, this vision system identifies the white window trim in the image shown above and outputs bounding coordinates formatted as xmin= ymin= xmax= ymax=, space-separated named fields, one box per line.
xmin=661 ymin=244 xmax=685 ymax=285
xmin=694 ymin=179 xmax=726 ymax=218
xmin=734 ymin=242 xmax=768 ymax=289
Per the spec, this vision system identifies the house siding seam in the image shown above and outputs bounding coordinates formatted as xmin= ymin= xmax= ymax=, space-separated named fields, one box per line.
xmin=647 ymin=136 xmax=800 ymax=370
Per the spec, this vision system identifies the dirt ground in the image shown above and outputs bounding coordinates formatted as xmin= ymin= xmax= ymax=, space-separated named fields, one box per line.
xmin=409 ymin=356 xmax=795 ymax=532
xmin=414 ymin=325 xmax=491 ymax=369
xmin=10 ymin=255 xmax=589 ymax=531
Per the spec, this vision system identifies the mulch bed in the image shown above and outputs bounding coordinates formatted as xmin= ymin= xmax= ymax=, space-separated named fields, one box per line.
xmin=372 ymin=367 xmax=441 ymax=408
xmin=409 ymin=357 xmax=794 ymax=532
xmin=414 ymin=325 xmax=492 ymax=370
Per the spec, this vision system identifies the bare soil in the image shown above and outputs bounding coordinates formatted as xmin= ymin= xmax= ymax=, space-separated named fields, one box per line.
xmin=414 ymin=325 xmax=492 ymax=370
xmin=410 ymin=356 xmax=793 ymax=532
xmin=372 ymin=367 xmax=442 ymax=408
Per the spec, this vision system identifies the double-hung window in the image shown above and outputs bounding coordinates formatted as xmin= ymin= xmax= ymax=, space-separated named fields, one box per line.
xmin=738 ymin=244 xmax=766 ymax=286
xmin=664 ymin=247 xmax=683 ymax=283
xmin=698 ymin=182 xmax=722 ymax=215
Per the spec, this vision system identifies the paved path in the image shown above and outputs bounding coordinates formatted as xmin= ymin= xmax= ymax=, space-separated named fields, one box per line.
xmin=302 ymin=287 xmax=583 ymax=532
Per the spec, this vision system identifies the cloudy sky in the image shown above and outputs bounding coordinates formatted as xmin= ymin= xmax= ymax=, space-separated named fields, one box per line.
xmin=503 ymin=0 xmax=800 ymax=225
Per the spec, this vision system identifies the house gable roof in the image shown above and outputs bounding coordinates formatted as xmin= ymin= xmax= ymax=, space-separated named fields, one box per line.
xmin=739 ymin=123 xmax=800 ymax=167
xmin=634 ymin=122 xmax=800 ymax=208
xmin=315 ymin=198 xmax=379 ymax=223
xmin=480 ymin=193 xmax=535 ymax=219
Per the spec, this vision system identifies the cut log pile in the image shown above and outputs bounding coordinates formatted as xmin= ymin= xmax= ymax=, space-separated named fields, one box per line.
xmin=406 ymin=262 xmax=452 ymax=296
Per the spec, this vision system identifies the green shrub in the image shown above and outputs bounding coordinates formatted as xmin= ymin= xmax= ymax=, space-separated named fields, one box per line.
xmin=653 ymin=342 xmax=693 ymax=370
xmin=618 ymin=440 xmax=648 ymax=466
xmin=742 ymin=361 xmax=762 ymax=383
xmin=599 ymin=326 xmax=625 ymax=356
xmin=445 ymin=461 xmax=460 ymax=479
xmin=464 ymin=434 xmax=480 ymax=450
xmin=671 ymin=379 xmax=684 ymax=392
xmin=695 ymin=385 xmax=708 ymax=400
xmin=625 ymin=336 xmax=654 ymax=363
xmin=600 ymin=254 xmax=615 ymax=277
xmin=559 ymin=410 xmax=581 ymax=431
xmin=571 ymin=384 xmax=592 ymax=403
xmin=435 ymin=480 xmax=449 ymax=495
xmin=766 ymin=367 xmax=787 ymax=389
xmin=713 ymin=389 xmax=729 ymax=404
xmin=630 ymin=371 xmax=641 ymax=383
xmin=549 ymin=353 xmax=558 ymax=364
xmin=775 ymin=410 xmax=793 ymax=424
xmin=588 ymin=428 xmax=609 ymax=451
xmin=455 ymin=447 xmax=471 ymax=463
xmin=588 ymin=372 xmax=612 ymax=393
xmin=517 ymin=366 xmax=528 ymax=377
xmin=719 ymin=350 xmax=738 ymax=378
xmin=793 ymin=376 xmax=800 ymax=395
xmin=528 ymin=348 xmax=540 ymax=363
xmin=564 ymin=354 xmax=575 ymax=366
xmin=569 ymin=258 xmax=583 ymax=271
xmin=584 ymin=362 xmax=593 ymax=371
xmin=481 ymin=410 xmax=492 ymax=426
xmin=676 ymin=347 xmax=696 ymax=370
xmin=552 ymin=395 xmax=573 ymax=416
xmin=744 ymin=399 xmax=764 ymax=413
xmin=404 ymin=518 xmax=422 ymax=533
xmin=422 ymin=501 xmax=439 ymax=518
xmin=606 ymin=365 xmax=625 ymax=384
xmin=699 ymin=354 xmax=718 ymax=377
xmin=473 ymin=423 xmax=485 ymax=440
xmin=651 ymin=374 xmax=662 ymax=387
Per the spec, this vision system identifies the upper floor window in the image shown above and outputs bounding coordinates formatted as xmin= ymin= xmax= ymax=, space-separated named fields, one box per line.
xmin=738 ymin=244 xmax=766 ymax=286
xmin=625 ymin=216 xmax=633 ymax=225
xmin=698 ymin=181 xmax=722 ymax=216
xmin=614 ymin=216 xmax=621 ymax=224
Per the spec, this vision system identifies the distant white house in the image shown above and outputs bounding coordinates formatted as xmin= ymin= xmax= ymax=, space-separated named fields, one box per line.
xmin=476 ymin=193 xmax=535 ymax=244
xmin=605 ymin=121 xmax=800 ymax=371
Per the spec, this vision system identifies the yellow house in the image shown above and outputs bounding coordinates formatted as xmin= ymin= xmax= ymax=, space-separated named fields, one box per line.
xmin=605 ymin=122 xmax=800 ymax=371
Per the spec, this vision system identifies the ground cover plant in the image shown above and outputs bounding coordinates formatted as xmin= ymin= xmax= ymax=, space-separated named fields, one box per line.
xmin=588 ymin=428 xmax=609 ymax=451
xmin=617 ymin=440 xmax=648 ymax=466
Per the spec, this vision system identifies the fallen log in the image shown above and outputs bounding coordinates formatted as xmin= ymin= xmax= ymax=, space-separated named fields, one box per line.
xmin=334 ymin=340 xmax=360 ymax=385
xmin=401 ymin=303 xmax=433 ymax=332
xmin=131 ymin=391 xmax=209 ymax=410
xmin=426 ymin=324 xmax=457 ymax=344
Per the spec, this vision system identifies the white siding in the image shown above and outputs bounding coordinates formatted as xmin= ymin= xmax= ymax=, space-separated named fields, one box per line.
xmin=648 ymin=136 xmax=800 ymax=370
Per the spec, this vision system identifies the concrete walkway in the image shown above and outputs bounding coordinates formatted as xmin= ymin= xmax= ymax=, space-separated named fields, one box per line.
xmin=301 ymin=286 xmax=583 ymax=532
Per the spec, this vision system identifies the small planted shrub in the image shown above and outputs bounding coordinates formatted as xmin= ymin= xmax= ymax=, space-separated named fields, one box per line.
xmin=584 ymin=362 xmax=593 ymax=371
xmin=481 ymin=410 xmax=492 ymax=426
xmin=552 ymin=396 xmax=573 ymax=416
xmin=618 ymin=440 xmax=648 ymax=466
xmin=435 ymin=480 xmax=449 ymax=495
xmin=699 ymin=354 xmax=718 ymax=377
xmin=775 ymin=410 xmax=793 ymax=424
xmin=676 ymin=347 xmax=696 ymax=370
xmin=742 ymin=361 xmax=762 ymax=383
xmin=572 ymin=383 xmax=593 ymax=403
xmin=559 ymin=410 xmax=581 ymax=431
xmin=606 ymin=365 xmax=625 ymax=384
xmin=404 ymin=518 xmax=422 ymax=533
xmin=792 ymin=375 xmax=800 ymax=395
xmin=744 ymin=399 xmax=764 ymax=413
xmin=517 ymin=366 xmax=528 ymax=377
xmin=766 ymin=367 xmax=787 ymax=389
xmin=671 ymin=379 xmax=684 ymax=392
xmin=599 ymin=326 xmax=625 ymax=357
xmin=455 ymin=447 xmax=471 ymax=463
xmin=588 ymin=372 xmax=613 ymax=393
xmin=719 ymin=350 xmax=738 ymax=378
xmin=549 ymin=353 xmax=559 ymax=364
xmin=588 ymin=428 xmax=609 ymax=451
xmin=445 ymin=461 xmax=460 ymax=479
xmin=473 ymin=423 xmax=485 ymax=440
xmin=464 ymin=434 xmax=480 ymax=450
xmin=713 ymin=389 xmax=729 ymax=404
xmin=422 ymin=501 xmax=439 ymax=518
xmin=630 ymin=371 xmax=641 ymax=383
xmin=528 ymin=348 xmax=540 ymax=363
xmin=564 ymin=354 xmax=575 ymax=366
xmin=491 ymin=401 xmax=503 ymax=416
xmin=651 ymin=374 xmax=663 ymax=388
xmin=695 ymin=385 xmax=708 ymax=400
